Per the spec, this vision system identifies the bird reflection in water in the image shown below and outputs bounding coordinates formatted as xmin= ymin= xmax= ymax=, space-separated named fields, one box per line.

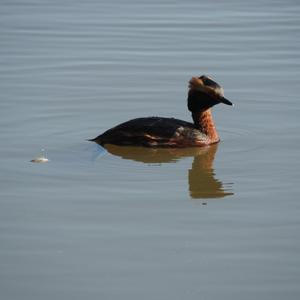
xmin=102 ymin=143 xmax=233 ymax=199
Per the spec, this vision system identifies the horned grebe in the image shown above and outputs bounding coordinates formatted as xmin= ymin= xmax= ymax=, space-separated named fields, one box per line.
xmin=90 ymin=75 xmax=233 ymax=147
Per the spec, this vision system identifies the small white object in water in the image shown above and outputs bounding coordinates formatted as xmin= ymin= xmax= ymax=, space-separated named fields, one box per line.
xmin=30 ymin=149 xmax=49 ymax=163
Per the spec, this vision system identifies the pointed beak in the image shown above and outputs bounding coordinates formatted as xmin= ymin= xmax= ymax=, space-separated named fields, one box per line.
xmin=219 ymin=96 xmax=233 ymax=106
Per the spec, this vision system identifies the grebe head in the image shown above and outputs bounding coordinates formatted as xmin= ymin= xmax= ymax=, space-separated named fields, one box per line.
xmin=188 ymin=75 xmax=233 ymax=112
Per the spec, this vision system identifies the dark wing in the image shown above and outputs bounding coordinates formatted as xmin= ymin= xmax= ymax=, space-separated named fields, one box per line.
xmin=91 ymin=117 xmax=207 ymax=147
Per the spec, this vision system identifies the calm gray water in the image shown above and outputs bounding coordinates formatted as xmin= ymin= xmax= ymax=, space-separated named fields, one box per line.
xmin=1 ymin=0 xmax=300 ymax=299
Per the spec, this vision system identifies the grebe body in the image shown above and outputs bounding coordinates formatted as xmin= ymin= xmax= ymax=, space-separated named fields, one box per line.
xmin=91 ymin=75 xmax=233 ymax=148
xmin=91 ymin=116 xmax=213 ymax=147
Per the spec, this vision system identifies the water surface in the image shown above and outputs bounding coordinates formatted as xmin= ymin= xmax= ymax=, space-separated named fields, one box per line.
xmin=1 ymin=0 xmax=300 ymax=299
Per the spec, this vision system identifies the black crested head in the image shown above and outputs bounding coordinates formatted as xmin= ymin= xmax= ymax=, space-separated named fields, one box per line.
xmin=187 ymin=75 xmax=233 ymax=112
xmin=187 ymin=89 xmax=219 ymax=112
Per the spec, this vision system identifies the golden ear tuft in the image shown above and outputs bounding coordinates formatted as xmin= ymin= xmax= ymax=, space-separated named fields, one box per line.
xmin=189 ymin=77 xmax=204 ymax=90
xmin=188 ymin=75 xmax=226 ymax=100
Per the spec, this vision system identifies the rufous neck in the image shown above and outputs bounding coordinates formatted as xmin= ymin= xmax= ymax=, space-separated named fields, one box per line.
xmin=192 ymin=109 xmax=219 ymax=142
